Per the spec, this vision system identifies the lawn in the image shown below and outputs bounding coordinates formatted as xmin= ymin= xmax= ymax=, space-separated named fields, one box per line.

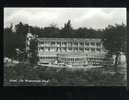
xmin=4 ymin=62 xmax=127 ymax=86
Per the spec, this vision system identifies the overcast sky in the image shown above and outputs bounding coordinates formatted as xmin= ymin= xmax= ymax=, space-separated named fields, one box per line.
xmin=4 ymin=8 xmax=126 ymax=29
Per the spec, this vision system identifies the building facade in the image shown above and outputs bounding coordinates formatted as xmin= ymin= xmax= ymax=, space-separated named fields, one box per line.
xmin=36 ymin=38 xmax=111 ymax=66
xmin=26 ymin=32 xmax=114 ymax=66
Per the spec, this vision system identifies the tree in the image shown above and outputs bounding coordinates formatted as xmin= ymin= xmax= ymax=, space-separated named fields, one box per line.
xmin=60 ymin=20 xmax=74 ymax=38
xmin=41 ymin=26 xmax=60 ymax=37
xmin=29 ymin=38 xmax=38 ymax=65
xmin=102 ymin=24 xmax=127 ymax=71
xmin=15 ymin=22 xmax=29 ymax=50
xmin=4 ymin=24 xmax=17 ymax=58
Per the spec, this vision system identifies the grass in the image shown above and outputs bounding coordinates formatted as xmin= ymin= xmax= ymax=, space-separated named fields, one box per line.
xmin=4 ymin=62 xmax=127 ymax=86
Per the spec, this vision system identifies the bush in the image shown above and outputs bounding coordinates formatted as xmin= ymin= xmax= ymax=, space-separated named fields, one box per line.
xmin=4 ymin=63 xmax=126 ymax=86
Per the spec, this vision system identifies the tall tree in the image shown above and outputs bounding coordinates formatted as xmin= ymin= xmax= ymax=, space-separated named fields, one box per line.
xmin=15 ymin=22 xmax=29 ymax=50
xmin=4 ymin=24 xmax=17 ymax=58
xmin=60 ymin=20 xmax=74 ymax=38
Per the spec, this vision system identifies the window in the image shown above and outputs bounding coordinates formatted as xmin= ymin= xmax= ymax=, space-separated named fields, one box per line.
xmin=57 ymin=42 xmax=61 ymax=47
xmin=91 ymin=48 xmax=95 ymax=51
xmin=85 ymin=42 xmax=89 ymax=45
xmin=57 ymin=42 xmax=61 ymax=45
xmin=62 ymin=42 xmax=67 ymax=45
xmin=48 ymin=47 xmax=50 ymax=51
xmin=85 ymin=48 xmax=89 ymax=51
xmin=74 ymin=47 xmax=78 ymax=50
xmin=91 ymin=42 xmax=95 ymax=46
xmin=51 ymin=42 xmax=55 ymax=45
xmin=68 ymin=42 xmax=72 ymax=46
xmin=63 ymin=47 xmax=66 ymax=51
xmin=74 ymin=42 xmax=78 ymax=45
xmin=41 ymin=41 xmax=44 ymax=44
xmin=79 ymin=48 xmax=83 ymax=51
xmin=96 ymin=43 xmax=101 ymax=46
xmin=80 ymin=42 xmax=84 ymax=45
xmin=96 ymin=48 xmax=101 ymax=51
xmin=41 ymin=47 xmax=44 ymax=50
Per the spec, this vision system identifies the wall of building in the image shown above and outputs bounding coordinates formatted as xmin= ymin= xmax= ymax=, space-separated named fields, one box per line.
xmin=37 ymin=38 xmax=107 ymax=66
xmin=37 ymin=38 xmax=104 ymax=53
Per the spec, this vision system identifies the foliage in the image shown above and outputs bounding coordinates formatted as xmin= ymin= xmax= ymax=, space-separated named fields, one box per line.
xmin=4 ymin=27 xmax=16 ymax=58
xmin=4 ymin=21 xmax=127 ymax=86
xmin=4 ymin=21 xmax=127 ymax=63
xmin=102 ymin=24 xmax=127 ymax=70
xmin=103 ymin=24 xmax=127 ymax=54
xmin=4 ymin=63 xmax=126 ymax=86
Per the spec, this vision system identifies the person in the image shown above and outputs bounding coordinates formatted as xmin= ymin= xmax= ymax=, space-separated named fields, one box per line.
xmin=118 ymin=52 xmax=126 ymax=65
xmin=117 ymin=52 xmax=127 ymax=81
xmin=112 ymin=54 xmax=116 ymax=65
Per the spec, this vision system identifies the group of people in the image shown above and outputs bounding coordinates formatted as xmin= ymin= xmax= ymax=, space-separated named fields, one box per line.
xmin=112 ymin=52 xmax=126 ymax=65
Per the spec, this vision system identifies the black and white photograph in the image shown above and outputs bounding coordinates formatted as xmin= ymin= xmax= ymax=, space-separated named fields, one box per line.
xmin=4 ymin=8 xmax=127 ymax=86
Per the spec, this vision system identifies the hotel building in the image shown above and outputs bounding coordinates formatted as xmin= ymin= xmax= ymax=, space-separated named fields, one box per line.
xmin=26 ymin=32 xmax=113 ymax=66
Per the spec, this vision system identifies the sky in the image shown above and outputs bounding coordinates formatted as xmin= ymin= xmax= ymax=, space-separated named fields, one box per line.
xmin=4 ymin=8 xmax=126 ymax=29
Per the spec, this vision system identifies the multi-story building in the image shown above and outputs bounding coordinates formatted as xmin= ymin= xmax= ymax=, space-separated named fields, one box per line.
xmin=26 ymin=32 xmax=113 ymax=67
xmin=37 ymin=38 xmax=111 ymax=66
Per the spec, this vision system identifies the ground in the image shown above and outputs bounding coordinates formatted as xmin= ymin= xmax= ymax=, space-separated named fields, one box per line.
xmin=4 ymin=62 xmax=127 ymax=86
